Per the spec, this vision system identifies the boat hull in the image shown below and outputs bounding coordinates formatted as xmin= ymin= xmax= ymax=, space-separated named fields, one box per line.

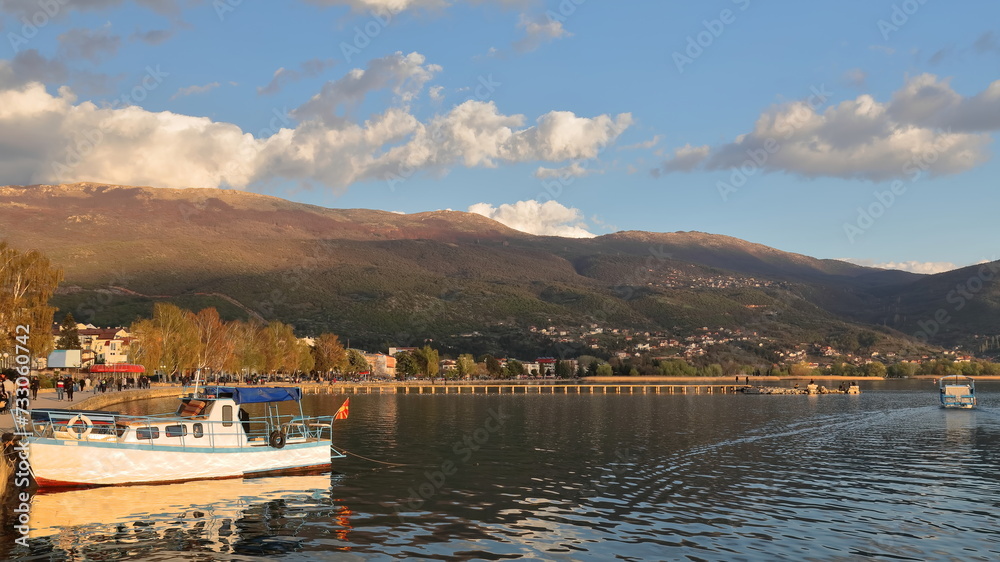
xmin=29 ymin=438 xmax=334 ymax=487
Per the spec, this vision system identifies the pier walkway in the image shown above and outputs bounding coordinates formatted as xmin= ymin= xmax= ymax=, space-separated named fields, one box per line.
xmin=308 ymin=382 xmax=744 ymax=395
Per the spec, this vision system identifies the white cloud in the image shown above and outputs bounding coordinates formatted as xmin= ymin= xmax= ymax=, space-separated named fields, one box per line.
xmin=293 ymin=51 xmax=441 ymax=126
xmin=304 ymin=0 xmax=449 ymax=13
xmin=842 ymin=258 xmax=957 ymax=274
xmin=171 ymin=82 xmax=221 ymax=100
xmin=513 ymin=13 xmax=571 ymax=52
xmin=534 ymin=161 xmax=601 ymax=179
xmin=657 ymin=74 xmax=997 ymax=181
xmin=619 ymin=135 xmax=662 ymax=151
xmin=257 ymin=58 xmax=337 ymax=96
xmin=655 ymin=143 xmax=709 ymax=174
xmin=843 ymin=68 xmax=867 ymax=89
xmin=468 ymin=200 xmax=595 ymax=238
xmin=0 ymin=52 xmax=632 ymax=191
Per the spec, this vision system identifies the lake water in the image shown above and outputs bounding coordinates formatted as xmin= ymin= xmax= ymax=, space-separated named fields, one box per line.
xmin=6 ymin=380 xmax=1000 ymax=560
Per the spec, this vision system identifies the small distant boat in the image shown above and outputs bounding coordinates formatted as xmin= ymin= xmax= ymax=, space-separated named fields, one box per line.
xmin=18 ymin=386 xmax=347 ymax=487
xmin=939 ymin=375 xmax=977 ymax=409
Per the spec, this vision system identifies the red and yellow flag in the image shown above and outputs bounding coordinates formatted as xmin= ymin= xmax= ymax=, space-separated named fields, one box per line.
xmin=334 ymin=398 xmax=350 ymax=420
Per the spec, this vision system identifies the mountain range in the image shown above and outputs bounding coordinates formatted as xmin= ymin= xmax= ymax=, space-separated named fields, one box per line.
xmin=1 ymin=183 xmax=996 ymax=360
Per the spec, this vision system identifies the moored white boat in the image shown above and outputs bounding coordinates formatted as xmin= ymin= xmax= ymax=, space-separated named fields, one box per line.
xmin=18 ymin=386 xmax=346 ymax=487
xmin=939 ymin=375 xmax=977 ymax=409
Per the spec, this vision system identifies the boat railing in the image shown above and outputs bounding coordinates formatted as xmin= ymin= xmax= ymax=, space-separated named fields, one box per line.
xmin=28 ymin=409 xmax=335 ymax=449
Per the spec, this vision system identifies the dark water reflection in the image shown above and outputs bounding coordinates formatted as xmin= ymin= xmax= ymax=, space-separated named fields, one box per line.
xmin=6 ymin=381 xmax=1000 ymax=560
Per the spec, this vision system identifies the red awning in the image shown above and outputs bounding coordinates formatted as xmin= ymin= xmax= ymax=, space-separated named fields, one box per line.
xmin=87 ymin=363 xmax=145 ymax=373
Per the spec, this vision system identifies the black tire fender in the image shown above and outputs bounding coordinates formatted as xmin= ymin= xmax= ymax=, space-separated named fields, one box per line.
xmin=268 ymin=429 xmax=286 ymax=449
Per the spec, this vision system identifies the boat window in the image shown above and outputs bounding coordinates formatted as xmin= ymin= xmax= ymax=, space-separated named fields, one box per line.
xmin=193 ymin=423 xmax=204 ymax=438
xmin=165 ymin=424 xmax=187 ymax=437
xmin=137 ymin=427 xmax=159 ymax=440
xmin=222 ymin=405 xmax=233 ymax=427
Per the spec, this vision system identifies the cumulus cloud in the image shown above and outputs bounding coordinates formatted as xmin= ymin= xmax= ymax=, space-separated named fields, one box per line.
xmin=258 ymin=58 xmax=337 ymax=96
xmin=842 ymin=258 xmax=957 ymax=275
xmin=657 ymin=74 xmax=998 ymax=181
xmin=0 ymin=51 xmax=632 ymax=191
xmin=0 ymin=50 xmax=68 ymax=87
xmin=171 ymin=82 xmax=221 ymax=99
xmin=513 ymin=13 xmax=570 ymax=52
xmin=468 ymin=200 xmax=595 ymax=238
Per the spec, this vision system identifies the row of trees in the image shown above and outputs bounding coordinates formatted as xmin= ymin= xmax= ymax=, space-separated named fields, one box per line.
xmin=127 ymin=303 xmax=367 ymax=378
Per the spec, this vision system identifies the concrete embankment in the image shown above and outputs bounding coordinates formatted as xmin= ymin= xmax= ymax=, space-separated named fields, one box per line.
xmin=74 ymin=387 xmax=188 ymax=410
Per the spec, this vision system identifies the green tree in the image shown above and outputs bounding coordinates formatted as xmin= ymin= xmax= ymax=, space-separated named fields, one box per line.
xmin=554 ymin=360 xmax=572 ymax=378
xmin=658 ymin=359 xmax=696 ymax=376
xmin=886 ymin=361 xmax=918 ymax=378
xmin=596 ymin=363 xmax=613 ymax=376
xmin=0 ymin=241 xmax=63 ymax=361
xmin=484 ymin=355 xmax=502 ymax=378
xmin=504 ymin=359 xmax=525 ymax=379
xmin=703 ymin=363 xmax=724 ymax=377
xmin=395 ymin=351 xmax=419 ymax=379
xmin=413 ymin=345 xmax=440 ymax=377
xmin=345 ymin=349 xmax=369 ymax=375
xmin=858 ymin=330 xmax=880 ymax=349
xmin=56 ymin=313 xmax=81 ymax=350
xmin=295 ymin=339 xmax=315 ymax=374
xmin=456 ymin=354 xmax=476 ymax=379
xmin=862 ymin=361 xmax=887 ymax=378
xmin=789 ymin=362 xmax=815 ymax=378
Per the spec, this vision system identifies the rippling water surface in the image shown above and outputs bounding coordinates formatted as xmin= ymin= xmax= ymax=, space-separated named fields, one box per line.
xmin=6 ymin=381 xmax=1000 ymax=560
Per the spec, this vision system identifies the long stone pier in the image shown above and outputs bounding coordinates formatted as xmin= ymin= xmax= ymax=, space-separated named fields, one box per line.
xmin=304 ymin=382 xmax=744 ymax=395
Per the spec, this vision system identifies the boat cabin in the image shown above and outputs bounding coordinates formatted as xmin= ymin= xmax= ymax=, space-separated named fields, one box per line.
xmin=33 ymin=386 xmax=333 ymax=449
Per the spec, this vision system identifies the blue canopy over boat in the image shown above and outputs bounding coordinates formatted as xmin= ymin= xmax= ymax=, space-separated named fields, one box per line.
xmin=200 ymin=386 xmax=302 ymax=404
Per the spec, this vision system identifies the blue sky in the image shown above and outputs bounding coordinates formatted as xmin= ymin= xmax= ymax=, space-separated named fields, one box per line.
xmin=1 ymin=0 xmax=998 ymax=274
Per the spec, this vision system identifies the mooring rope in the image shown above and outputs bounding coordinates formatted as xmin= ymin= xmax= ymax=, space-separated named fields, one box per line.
xmin=334 ymin=447 xmax=412 ymax=466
